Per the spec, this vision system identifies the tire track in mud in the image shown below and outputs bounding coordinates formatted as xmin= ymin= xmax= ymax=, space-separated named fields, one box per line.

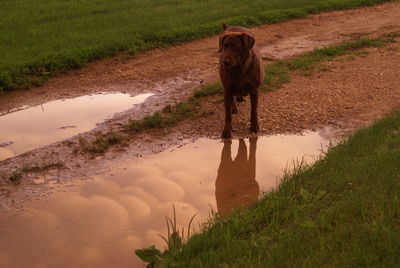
xmin=1 ymin=1 xmax=400 ymax=211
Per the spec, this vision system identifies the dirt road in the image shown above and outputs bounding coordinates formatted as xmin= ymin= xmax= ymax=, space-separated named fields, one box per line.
xmin=1 ymin=1 xmax=400 ymax=210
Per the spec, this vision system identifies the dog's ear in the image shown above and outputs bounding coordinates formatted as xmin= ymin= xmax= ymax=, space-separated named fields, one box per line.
xmin=218 ymin=34 xmax=227 ymax=52
xmin=222 ymin=23 xmax=228 ymax=30
xmin=240 ymin=33 xmax=255 ymax=50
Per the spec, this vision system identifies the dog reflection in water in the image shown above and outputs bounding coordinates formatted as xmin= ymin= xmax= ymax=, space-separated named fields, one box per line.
xmin=215 ymin=138 xmax=260 ymax=217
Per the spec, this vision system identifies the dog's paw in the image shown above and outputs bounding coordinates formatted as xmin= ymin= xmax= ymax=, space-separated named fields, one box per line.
xmin=221 ymin=129 xmax=232 ymax=139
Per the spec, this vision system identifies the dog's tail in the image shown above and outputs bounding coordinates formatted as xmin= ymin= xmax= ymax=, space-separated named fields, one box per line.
xmin=222 ymin=23 xmax=227 ymax=31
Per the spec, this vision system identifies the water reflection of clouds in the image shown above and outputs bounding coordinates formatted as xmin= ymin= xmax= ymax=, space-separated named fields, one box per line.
xmin=1 ymin=151 xmax=216 ymax=267
xmin=0 ymin=133 xmax=330 ymax=267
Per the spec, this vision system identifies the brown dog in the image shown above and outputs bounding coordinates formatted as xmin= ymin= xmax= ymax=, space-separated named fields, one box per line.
xmin=218 ymin=24 xmax=264 ymax=138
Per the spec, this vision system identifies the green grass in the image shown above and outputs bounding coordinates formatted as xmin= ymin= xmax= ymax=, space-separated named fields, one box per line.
xmin=0 ymin=0 xmax=394 ymax=93
xmin=0 ymin=161 xmax=64 ymax=184
xmin=156 ymin=109 xmax=400 ymax=267
xmin=79 ymin=133 xmax=127 ymax=154
xmin=287 ymin=38 xmax=390 ymax=72
xmin=261 ymin=35 xmax=396 ymax=91
xmin=192 ymin=36 xmax=397 ymax=96
xmin=74 ymin=100 xmax=201 ymax=155
xmin=194 ymin=83 xmax=224 ymax=98
xmin=263 ymin=61 xmax=291 ymax=91
xmin=125 ymin=100 xmax=199 ymax=133
xmin=21 ymin=161 xmax=64 ymax=173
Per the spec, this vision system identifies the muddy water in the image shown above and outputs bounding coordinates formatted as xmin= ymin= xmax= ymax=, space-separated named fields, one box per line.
xmin=0 ymin=93 xmax=153 ymax=161
xmin=0 ymin=132 xmax=331 ymax=268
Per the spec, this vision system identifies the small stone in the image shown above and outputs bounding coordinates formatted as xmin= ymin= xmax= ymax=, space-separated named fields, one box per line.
xmin=33 ymin=178 xmax=45 ymax=185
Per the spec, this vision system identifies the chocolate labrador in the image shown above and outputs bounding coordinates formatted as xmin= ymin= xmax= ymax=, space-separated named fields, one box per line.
xmin=218 ymin=24 xmax=264 ymax=138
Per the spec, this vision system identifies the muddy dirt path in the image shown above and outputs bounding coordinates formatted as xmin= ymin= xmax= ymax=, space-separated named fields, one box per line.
xmin=1 ymin=2 xmax=399 ymax=113
xmin=1 ymin=2 xmax=400 ymax=210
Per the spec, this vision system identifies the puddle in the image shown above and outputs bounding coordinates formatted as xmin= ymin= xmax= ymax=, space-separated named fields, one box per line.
xmin=0 ymin=131 xmax=332 ymax=267
xmin=0 ymin=93 xmax=153 ymax=161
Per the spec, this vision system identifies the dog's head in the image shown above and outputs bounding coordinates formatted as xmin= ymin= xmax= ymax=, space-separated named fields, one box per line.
xmin=219 ymin=29 xmax=255 ymax=68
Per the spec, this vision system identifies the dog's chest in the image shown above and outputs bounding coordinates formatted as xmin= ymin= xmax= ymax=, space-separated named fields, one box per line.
xmin=230 ymin=77 xmax=253 ymax=95
xmin=232 ymin=84 xmax=251 ymax=96
xmin=220 ymin=65 xmax=258 ymax=95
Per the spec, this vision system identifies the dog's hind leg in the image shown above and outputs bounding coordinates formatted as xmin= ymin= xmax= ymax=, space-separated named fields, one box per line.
xmin=231 ymin=98 xmax=238 ymax=114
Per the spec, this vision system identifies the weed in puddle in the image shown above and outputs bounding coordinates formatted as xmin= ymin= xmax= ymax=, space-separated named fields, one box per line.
xmin=135 ymin=204 xmax=197 ymax=267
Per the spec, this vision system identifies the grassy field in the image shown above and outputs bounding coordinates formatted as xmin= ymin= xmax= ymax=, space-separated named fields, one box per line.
xmin=144 ymin=110 xmax=400 ymax=267
xmin=0 ymin=0 xmax=393 ymax=93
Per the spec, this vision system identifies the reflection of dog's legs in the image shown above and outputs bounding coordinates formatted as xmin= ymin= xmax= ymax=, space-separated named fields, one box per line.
xmin=250 ymin=92 xmax=259 ymax=132
xmin=235 ymin=139 xmax=248 ymax=163
xmin=221 ymin=139 xmax=233 ymax=165
xmin=249 ymin=137 xmax=257 ymax=179
xmin=216 ymin=140 xmax=234 ymax=216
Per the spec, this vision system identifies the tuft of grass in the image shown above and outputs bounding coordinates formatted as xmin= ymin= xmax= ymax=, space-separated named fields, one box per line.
xmin=126 ymin=101 xmax=198 ymax=133
xmin=195 ymin=36 xmax=395 ymax=94
xmin=261 ymin=35 xmax=396 ymax=91
xmin=75 ymin=100 xmax=200 ymax=155
xmin=79 ymin=133 xmax=127 ymax=154
xmin=0 ymin=161 xmax=64 ymax=184
xmin=21 ymin=161 xmax=64 ymax=173
xmin=161 ymin=109 xmax=400 ymax=267
xmin=287 ymin=37 xmax=395 ymax=73
xmin=193 ymin=83 xmax=223 ymax=98
xmin=263 ymin=60 xmax=291 ymax=91
xmin=135 ymin=204 xmax=197 ymax=267
xmin=7 ymin=170 xmax=23 ymax=183
xmin=0 ymin=0 xmax=395 ymax=93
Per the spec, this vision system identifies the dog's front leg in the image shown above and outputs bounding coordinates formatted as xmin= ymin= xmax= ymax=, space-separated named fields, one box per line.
xmin=250 ymin=91 xmax=259 ymax=133
xmin=222 ymin=90 xmax=233 ymax=139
